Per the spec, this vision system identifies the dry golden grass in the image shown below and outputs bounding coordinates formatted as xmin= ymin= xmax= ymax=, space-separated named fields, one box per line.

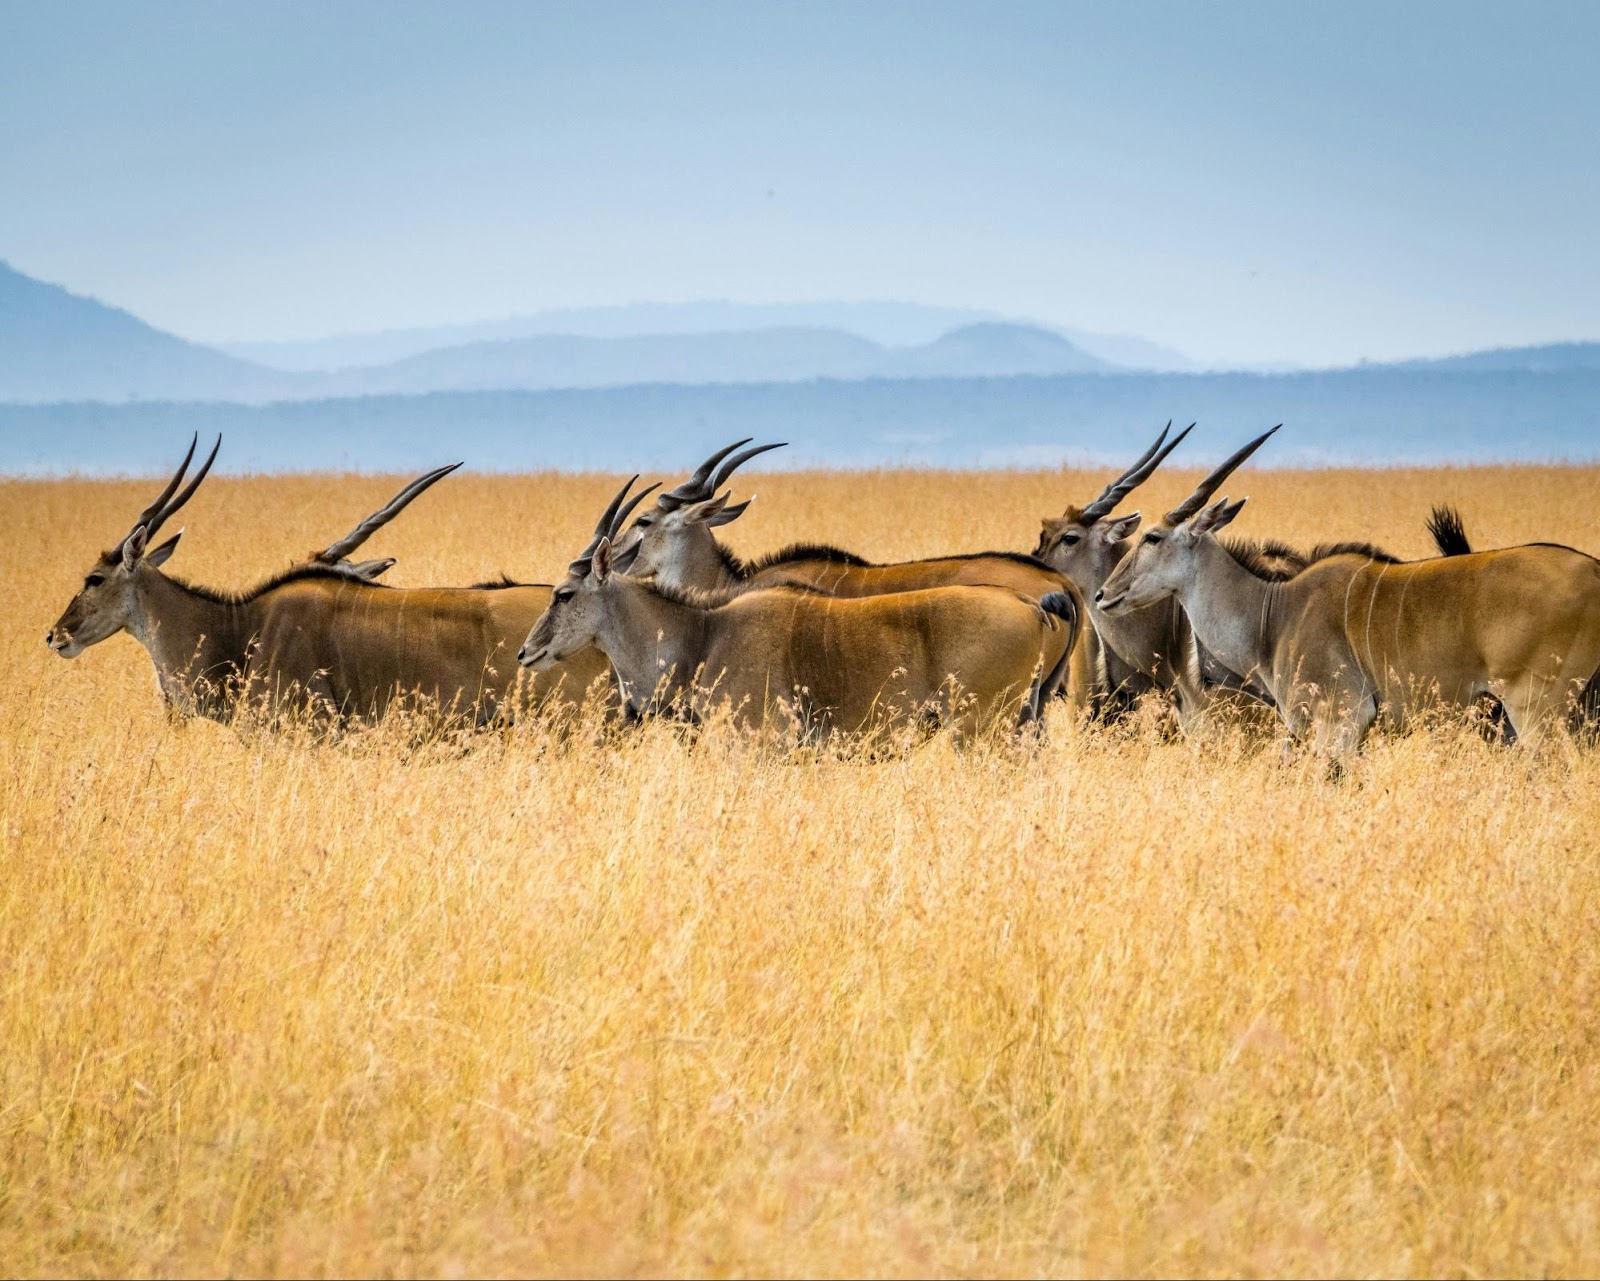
xmin=5 ymin=462 xmax=1600 ymax=1277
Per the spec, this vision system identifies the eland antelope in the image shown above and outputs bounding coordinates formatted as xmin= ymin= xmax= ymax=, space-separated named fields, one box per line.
xmin=1096 ymin=428 xmax=1600 ymax=761
xmin=613 ymin=439 xmax=1094 ymax=713
xmin=46 ymin=438 xmax=613 ymax=724
xmin=521 ymin=478 xmax=1080 ymax=739
xmin=1032 ymin=423 xmax=1460 ymax=733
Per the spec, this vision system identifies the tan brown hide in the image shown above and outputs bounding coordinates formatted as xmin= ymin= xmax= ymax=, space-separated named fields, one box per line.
xmin=524 ymin=572 xmax=1074 ymax=740
xmin=1260 ymin=545 xmax=1600 ymax=752
xmin=750 ymin=552 xmax=1089 ymax=713
xmin=242 ymin=576 xmax=611 ymax=722
xmin=614 ymin=441 xmax=1094 ymax=715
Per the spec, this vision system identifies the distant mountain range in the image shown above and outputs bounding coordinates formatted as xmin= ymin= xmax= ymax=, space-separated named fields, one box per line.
xmin=0 ymin=261 xmax=1127 ymax=402
xmin=3 ymin=257 xmax=1599 ymax=472
xmin=222 ymin=301 xmax=1197 ymax=373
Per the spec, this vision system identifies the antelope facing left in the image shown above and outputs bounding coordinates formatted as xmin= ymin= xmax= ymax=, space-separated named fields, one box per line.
xmin=46 ymin=437 xmax=612 ymax=725
xmin=611 ymin=438 xmax=1094 ymax=715
xmin=521 ymin=477 xmax=1079 ymax=740
xmin=1034 ymin=423 xmax=1487 ymax=734
xmin=1097 ymin=428 xmax=1600 ymax=763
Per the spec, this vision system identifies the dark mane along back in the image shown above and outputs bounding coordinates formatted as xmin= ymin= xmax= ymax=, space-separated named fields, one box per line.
xmin=737 ymin=543 xmax=1059 ymax=580
xmin=169 ymin=561 xmax=385 ymax=606
xmin=937 ymin=549 xmax=1058 ymax=570
xmin=1221 ymin=535 xmax=1399 ymax=582
xmin=468 ymin=573 xmax=530 ymax=590
xmin=647 ymin=577 xmax=826 ymax=610
xmin=1306 ymin=540 xmax=1400 ymax=565
xmin=1221 ymin=536 xmax=1309 ymax=582
xmin=741 ymin=542 xmax=876 ymax=576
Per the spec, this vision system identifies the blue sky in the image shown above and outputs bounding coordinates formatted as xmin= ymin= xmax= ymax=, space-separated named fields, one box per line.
xmin=2 ymin=1 xmax=1596 ymax=365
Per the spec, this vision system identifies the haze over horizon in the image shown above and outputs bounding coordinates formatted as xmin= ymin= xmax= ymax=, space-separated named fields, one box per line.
xmin=4 ymin=1 xmax=1598 ymax=368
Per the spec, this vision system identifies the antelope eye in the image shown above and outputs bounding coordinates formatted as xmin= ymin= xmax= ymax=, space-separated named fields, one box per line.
xmin=554 ymin=587 xmax=576 ymax=603
xmin=1059 ymin=533 xmax=1081 ymax=546
xmin=84 ymin=573 xmax=106 ymax=588
xmin=1144 ymin=533 xmax=1162 ymax=545
xmin=635 ymin=517 xmax=653 ymax=529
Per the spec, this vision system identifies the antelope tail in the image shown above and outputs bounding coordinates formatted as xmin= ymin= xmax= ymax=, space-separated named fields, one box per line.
xmin=1036 ymin=590 xmax=1084 ymax=709
xmin=1427 ymin=504 xmax=1474 ymax=557
xmin=1038 ymin=590 xmax=1078 ymax=634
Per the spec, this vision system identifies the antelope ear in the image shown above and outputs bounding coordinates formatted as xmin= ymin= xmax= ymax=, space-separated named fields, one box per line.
xmin=705 ymin=497 xmax=752 ymax=527
xmin=1191 ymin=496 xmax=1246 ymax=535
xmin=1106 ymin=512 xmax=1141 ymax=543
xmin=1216 ymin=497 xmax=1248 ymax=528
xmin=121 ymin=525 xmax=150 ymax=570
xmin=611 ymin=536 xmax=643 ymax=572
xmin=682 ymin=491 xmax=732 ymax=525
xmin=144 ymin=529 xmax=183 ymax=568
xmin=592 ymin=536 xmax=614 ymax=583
xmin=348 ymin=556 xmax=396 ymax=581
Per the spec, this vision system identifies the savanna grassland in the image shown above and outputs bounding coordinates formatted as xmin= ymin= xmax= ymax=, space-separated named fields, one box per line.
xmin=5 ymin=462 xmax=1600 ymax=1277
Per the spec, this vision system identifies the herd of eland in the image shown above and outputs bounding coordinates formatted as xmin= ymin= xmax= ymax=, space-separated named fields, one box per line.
xmin=45 ymin=427 xmax=1600 ymax=765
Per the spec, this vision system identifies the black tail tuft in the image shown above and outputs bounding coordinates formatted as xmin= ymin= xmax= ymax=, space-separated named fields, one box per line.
xmin=1039 ymin=590 xmax=1078 ymax=630
xmin=1427 ymin=504 xmax=1473 ymax=557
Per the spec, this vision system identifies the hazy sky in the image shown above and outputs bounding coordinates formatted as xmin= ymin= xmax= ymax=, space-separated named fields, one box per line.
xmin=3 ymin=1 xmax=1597 ymax=365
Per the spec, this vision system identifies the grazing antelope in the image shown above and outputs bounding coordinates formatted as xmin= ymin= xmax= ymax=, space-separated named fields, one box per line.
xmin=46 ymin=437 xmax=613 ymax=725
xmin=1096 ymin=428 xmax=1600 ymax=762
xmin=521 ymin=478 xmax=1080 ymax=739
xmin=614 ymin=439 xmax=1094 ymax=712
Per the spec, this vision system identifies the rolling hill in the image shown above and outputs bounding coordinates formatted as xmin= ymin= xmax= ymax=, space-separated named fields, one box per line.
xmin=1395 ymin=342 xmax=1600 ymax=373
xmin=309 ymin=322 xmax=1111 ymax=396
xmin=0 ymin=262 xmax=1117 ymax=401
xmin=0 ymin=260 xmax=298 ymax=403
xmin=314 ymin=327 xmax=886 ymax=395
xmin=223 ymin=301 xmax=1197 ymax=372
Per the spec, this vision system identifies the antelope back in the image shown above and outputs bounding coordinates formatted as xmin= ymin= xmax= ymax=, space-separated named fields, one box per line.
xmin=704 ymin=584 xmax=1063 ymax=736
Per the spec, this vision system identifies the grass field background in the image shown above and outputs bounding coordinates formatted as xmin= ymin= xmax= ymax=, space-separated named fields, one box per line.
xmin=5 ymin=462 xmax=1600 ymax=1275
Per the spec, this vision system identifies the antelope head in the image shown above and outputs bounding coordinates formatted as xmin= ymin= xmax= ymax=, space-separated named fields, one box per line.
xmin=611 ymin=438 xmax=785 ymax=582
xmin=519 ymin=475 xmax=658 ymax=669
xmin=1096 ymin=426 xmax=1279 ymax=615
xmin=1034 ymin=422 xmax=1193 ymax=598
xmin=47 ymin=435 xmax=220 ymax=658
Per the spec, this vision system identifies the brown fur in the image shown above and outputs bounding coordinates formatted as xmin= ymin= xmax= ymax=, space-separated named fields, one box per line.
xmin=526 ymin=571 xmax=1075 ymax=740
xmin=1103 ymin=520 xmax=1600 ymax=761
xmin=618 ymin=506 xmax=1094 ymax=719
xmin=50 ymin=562 xmax=610 ymax=725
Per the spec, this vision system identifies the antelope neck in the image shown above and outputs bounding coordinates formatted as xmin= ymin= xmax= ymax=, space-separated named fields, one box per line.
xmin=672 ymin=528 xmax=746 ymax=594
xmin=1085 ymin=538 xmax=1183 ymax=686
xmin=130 ymin=570 xmax=259 ymax=706
xmin=1175 ymin=537 xmax=1276 ymax=682
xmin=595 ymin=576 xmax=712 ymax=710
